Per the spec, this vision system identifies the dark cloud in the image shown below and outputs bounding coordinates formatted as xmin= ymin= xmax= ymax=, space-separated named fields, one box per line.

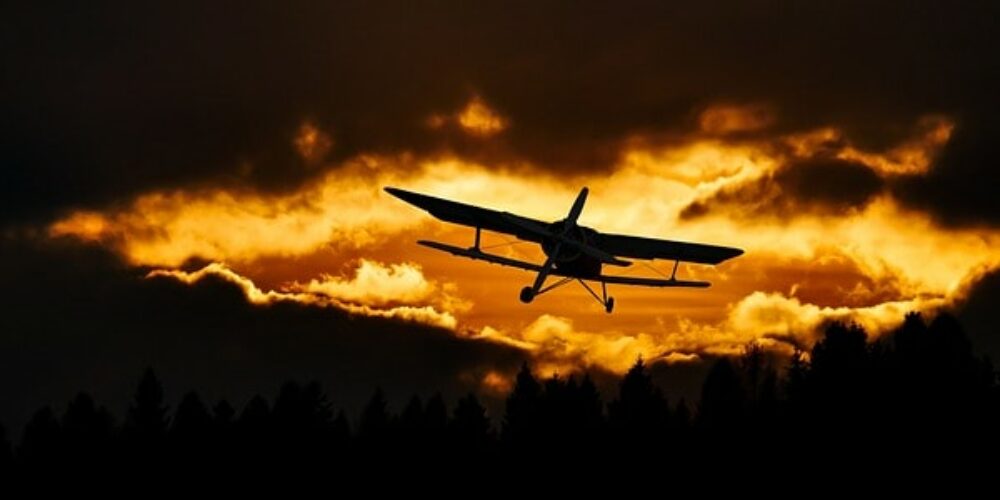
xmin=682 ymin=158 xmax=884 ymax=219
xmin=0 ymin=237 xmax=529 ymax=432
xmin=2 ymin=1 xmax=998 ymax=225
xmin=892 ymin=116 xmax=1000 ymax=227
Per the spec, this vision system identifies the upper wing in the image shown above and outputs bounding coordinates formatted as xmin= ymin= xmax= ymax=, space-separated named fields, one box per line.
xmin=596 ymin=233 xmax=743 ymax=265
xmin=385 ymin=187 xmax=547 ymax=242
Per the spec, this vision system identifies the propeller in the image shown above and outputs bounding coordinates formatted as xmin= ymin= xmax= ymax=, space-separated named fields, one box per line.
xmin=500 ymin=213 xmax=632 ymax=267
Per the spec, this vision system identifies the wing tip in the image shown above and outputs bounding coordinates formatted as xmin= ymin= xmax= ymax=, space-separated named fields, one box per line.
xmin=383 ymin=186 xmax=427 ymax=207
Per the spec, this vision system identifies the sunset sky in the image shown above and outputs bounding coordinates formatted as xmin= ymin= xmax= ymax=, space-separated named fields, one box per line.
xmin=2 ymin=1 xmax=999 ymax=425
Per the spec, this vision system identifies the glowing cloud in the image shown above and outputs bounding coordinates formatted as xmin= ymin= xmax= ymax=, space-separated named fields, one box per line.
xmin=699 ymin=103 xmax=775 ymax=134
xmin=457 ymin=96 xmax=507 ymax=136
xmin=783 ymin=116 xmax=954 ymax=176
xmin=47 ymin=110 xmax=1000 ymax=376
xmin=478 ymin=315 xmax=666 ymax=375
xmin=294 ymin=121 xmax=333 ymax=165
xmin=148 ymin=261 xmax=459 ymax=329
xmin=288 ymin=259 xmax=470 ymax=312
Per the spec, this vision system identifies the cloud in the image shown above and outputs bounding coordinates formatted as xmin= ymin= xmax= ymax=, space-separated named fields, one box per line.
xmin=457 ymin=96 xmax=507 ymax=137
xmin=293 ymin=122 xmax=334 ymax=166
xmin=478 ymin=315 xmax=667 ymax=375
xmin=473 ymin=287 xmax=953 ymax=378
xmin=291 ymin=260 xmax=440 ymax=306
xmin=147 ymin=261 xmax=461 ymax=329
xmin=45 ymin=133 xmax=1000 ymax=377
xmin=699 ymin=103 xmax=775 ymax=135
xmin=682 ymin=158 xmax=885 ymax=218
xmin=4 ymin=2 xmax=997 ymax=226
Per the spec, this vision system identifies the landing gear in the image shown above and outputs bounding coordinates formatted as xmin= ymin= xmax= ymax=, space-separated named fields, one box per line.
xmin=517 ymin=269 xmax=617 ymax=313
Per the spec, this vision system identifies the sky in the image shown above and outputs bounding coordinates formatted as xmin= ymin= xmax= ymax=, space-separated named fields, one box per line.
xmin=2 ymin=1 xmax=999 ymax=427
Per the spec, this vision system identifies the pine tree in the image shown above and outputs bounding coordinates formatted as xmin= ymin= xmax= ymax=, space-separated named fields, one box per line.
xmin=450 ymin=393 xmax=492 ymax=453
xmin=124 ymin=367 xmax=170 ymax=459
xmin=502 ymin=363 xmax=541 ymax=443
xmin=18 ymin=406 xmax=61 ymax=466
xmin=359 ymin=387 xmax=390 ymax=444
xmin=61 ymin=392 xmax=114 ymax=463
xmin=609 ymin=358 xmax=669 ymax=446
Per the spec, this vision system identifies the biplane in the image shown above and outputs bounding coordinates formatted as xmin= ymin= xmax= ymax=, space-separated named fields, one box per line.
xmin=385 ymin=186 xmax=743 ymax=313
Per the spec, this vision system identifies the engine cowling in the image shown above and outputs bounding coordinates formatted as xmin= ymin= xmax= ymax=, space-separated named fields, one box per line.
xmin=540 ymin=220 xmax=602 ymax=277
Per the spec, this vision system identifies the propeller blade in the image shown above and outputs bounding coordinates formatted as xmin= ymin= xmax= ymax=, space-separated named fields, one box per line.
xmin=499 ymin=213 xmax=631 ymax=267
xmin=565 ymin=187 xmax=589 ymax=226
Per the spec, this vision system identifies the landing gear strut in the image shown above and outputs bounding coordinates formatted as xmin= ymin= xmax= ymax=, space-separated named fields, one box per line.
xmin=519 ymin=275 xmax=616 ymax=313
xmin=577 ymin=279 xmax=615 ymax=313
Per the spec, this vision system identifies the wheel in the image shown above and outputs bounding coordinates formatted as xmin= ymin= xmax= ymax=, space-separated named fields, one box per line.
xmin=605 ymin=297 xmax=615 ymax=313
xmin=519 ymin=286 xmax=535 ymax=304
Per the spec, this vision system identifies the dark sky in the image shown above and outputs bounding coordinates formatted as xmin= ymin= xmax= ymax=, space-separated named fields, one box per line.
xmin=1 ymin=1 xmax=998 ymax=431
xmin=3 ymin=1 xmax=998 ymax=225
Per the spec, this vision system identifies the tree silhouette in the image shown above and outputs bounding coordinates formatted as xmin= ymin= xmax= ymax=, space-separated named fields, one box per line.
xmin=2 ymin=311 xmax=998 ymax=469
xmin=450 ymin=393 xmax=492 ymax=453
xmin=61 ymin=392 xmax=115 ymax=464
xmin=213 ymin=400 xmax=235 ymax=427
xmin=170 ymin=391 xmax=212 ymax=462
xmin=574 ymin=374 xmax=605 ymax=438
xmin=423 ymin=392 xmax=448 ymax=444
xmin=502 ymin=363 xmax=541 ymax=445
xmin=271 ymin=380 xmax=335 ymax=461
xmin=124 ymin=368 xmax=170 ymax=441
xmin=359 ymin=387 xmax=390 ymax=449
xmin=18 ymin=406 xmax=60 ymax=466
xmin=211 ymin=399 xmax=236 ymax=463
xmin=398 ymin=395 xmax=424 ymax=449
xmin=236 ymin=394 xmax=272 ymax=464
xmin=698 ymin=358 xmax=746 ymax=436
xmin=0 ymin=422 xmax=10 ymax=471
xmin=608 ymin=358 xmax=669 ymax=447
xmin=332 ymin=410 xmax=351 ymax=446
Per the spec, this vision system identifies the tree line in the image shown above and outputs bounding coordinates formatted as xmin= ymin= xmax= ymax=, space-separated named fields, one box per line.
xmin=1 ymin=312 xmax=997 ymax=473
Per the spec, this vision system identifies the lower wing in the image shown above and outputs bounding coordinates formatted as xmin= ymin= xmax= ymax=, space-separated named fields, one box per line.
xmin=418 ymin=240 xmax=709 ymax=288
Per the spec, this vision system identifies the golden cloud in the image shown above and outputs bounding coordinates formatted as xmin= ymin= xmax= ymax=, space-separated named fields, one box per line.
xmin=47 ymin=112 xmax=1000 ymax=376
xmin=457 ymin=96 xmax=507 ymax=136
xmin=699 ymin=103 xmax=775 ymax=134
xmin=148 ymin=260 xmax=460 ymax=329
xmin=783 ymin=115 xmax=954 ymax=176
xmin=477 ymin=315 xmax=667 ymax=375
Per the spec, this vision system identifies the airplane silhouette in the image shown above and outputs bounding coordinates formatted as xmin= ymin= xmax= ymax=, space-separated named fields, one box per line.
xmin=385 ymin=186 xmax=742 ymax=312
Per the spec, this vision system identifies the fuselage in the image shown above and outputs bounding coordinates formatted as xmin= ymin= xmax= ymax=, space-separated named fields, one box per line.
xmin=540 ymin=219 xmax=603 ymax=278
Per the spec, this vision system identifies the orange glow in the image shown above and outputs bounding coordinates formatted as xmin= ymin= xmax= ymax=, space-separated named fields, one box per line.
xmin=784 ymin=116 xmax=954 ymax=176
xmin=294 ymin=122 xmax=333 ymax=164
xmin=839 ymin=116 xmax=954 ymax=176
xmin=50 ymin=212 xmax=109 ymax=241
xmin=457 ymin=96 xmax=506 ymax=136
xmin=479 ymin=370 xmax=514 ymax=396
xmin=48 ymin=112 xmax=1000 ymax=375
xmin=699 ymin=103 xmax=775 ymax=134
